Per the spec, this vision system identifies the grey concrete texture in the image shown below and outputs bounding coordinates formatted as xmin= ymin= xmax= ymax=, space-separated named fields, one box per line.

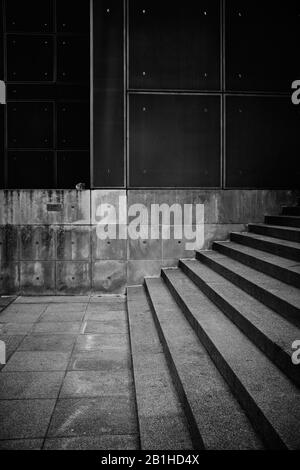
xmin=0 ymin=295 xmax=139 ymax=449
xmin=1 ymin=189 xmax=298 ymax=293
xmin=163 ymin=269 xmax=300 ymax=449
xmin=180 ymin=259 xmax=300 ymax=387
xmin=145 ymin=278 xmax=263 ymax=450
xmin=127 ymin=286 xmax=192 ymax=450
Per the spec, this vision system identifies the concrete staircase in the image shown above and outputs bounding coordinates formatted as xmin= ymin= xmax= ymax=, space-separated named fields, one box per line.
xmin=127 ymin=205 xmax=300 ymax=450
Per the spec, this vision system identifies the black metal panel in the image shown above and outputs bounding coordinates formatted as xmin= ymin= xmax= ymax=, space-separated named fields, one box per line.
xmin=7 ymin=84 xmax=89 ymax=101
xmin=56 ymin=0 xmax=90 ymax=33
xmin=57 ymin=102 xmax=90 ymax=150
xmin=7 ymin=151 xmax=54 ymax=188
xmin=129 ymin=94 xmax=221 ymax=187
xmin=57 ymin=36 xmax=89 ymax=83
xmin=7 ymin=35 xmax=54 ymax=82
xmin=57 ymin=152 xmax=90 ymax=189
xmin=7 ymin=102 xmax=53 ymax=149
xmin=226 ymin=96 xmax=300 ymax=188
xmin=226 ymin=1 xmax=300 ymax=92
xmin=5 ymin=0 xmax=53 ymax=33
xmin=129 ymin=0 xmax=221 ymax=90
xmin=92 ymin=0 xmax=124 ymax=187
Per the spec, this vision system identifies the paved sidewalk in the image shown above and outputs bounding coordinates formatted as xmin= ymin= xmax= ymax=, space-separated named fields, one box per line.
xmin=0 ymin=295 xmax=139 ymax=450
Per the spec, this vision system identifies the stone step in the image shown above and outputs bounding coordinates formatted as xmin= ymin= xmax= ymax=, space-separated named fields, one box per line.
xmin=265 ymin=215 xmax=300 ymax=228
xmin=249 ymin=223 xmax=300 ymax=243
xmin=195 ymin=250 xmax=300 ymax=328
xmin=162 ymin=268 xmax=300 ymax=450
xmin=282 ymin=207 xmax=300 ymax=216
xmin=127 ymin=286 xmax=193 ymax=450
xmin=179 ymin=259 xmax=300 ymax=387
xmin=230 ymin=232 xmax=300 ymax=262
xmin=144 ymin=278 xmax=263 ymax=450
xmin=213 ymin=241 xmax=300 ymax=289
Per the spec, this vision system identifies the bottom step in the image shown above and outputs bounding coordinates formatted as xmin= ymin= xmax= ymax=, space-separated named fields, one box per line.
xmin=145 ymin=278 xmax=263 ymax=450
xmin=127 ymin=286 xmax=193 ymax=450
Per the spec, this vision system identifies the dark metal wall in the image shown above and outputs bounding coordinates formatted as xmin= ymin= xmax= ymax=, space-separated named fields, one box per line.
xmin=92 ymin=0 xmax=300 ymax=189
xmin=0 ymin=0 xmax=90 ymax=189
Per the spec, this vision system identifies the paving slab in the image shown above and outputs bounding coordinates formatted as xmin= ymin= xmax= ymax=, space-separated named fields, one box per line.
xmin=18 ymin=334 xmax=77 ymax=352
xmin=0 ymin=399 xmax=56 ymax=439
xmin=0 ymin=371 xmax=65 ymax=399
xmin=38 ymin=311 xmax=86 ymax=323
xmin=43 ymin=435 xmax=138 ymax=450
xmin=74 ymin=334 xmax=129 ymax=351
xmin=3 ymin=351 xmax=71 ymax=372
xmin=47 ymin=397 xmax=137 ymax=437
xmin=32 ymin=322 xmax=82 ymax=335
xmin=0 ymin=439 xmax=43 ymax=450
xmin=68 ymin=350 xmax=130 ymax=372
xmin=83 ymin=320 xmax=127 ymax=335
xmin=60 ymin=370 xmax=133 ymax=398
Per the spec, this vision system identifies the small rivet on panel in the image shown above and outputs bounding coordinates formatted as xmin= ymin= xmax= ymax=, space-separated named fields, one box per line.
xmin=238 ymin=73 xmax=242 ymax=78
xmin=106 ymin=8 xmax=110 ymax=13
xmin=44 ymin=139 xmax=48 ymax=143
xmin=142 ymin=9 xmax=146 ymax=14
xmin=204 ymin=11 xmax=207 ymax=15
xmin=44 ymin=72 xmax=48 ymax=76
xmin=107 ymin=169 xmax=111 ymax=174
xmin=44 ymin=23 xmax=48 ymax=26
xmin=12 ymin=21 xmax=16 ymax=25
xmin=238 ymin=12 xmax=242 ymax=17
xmin=142 ymin=71 xmax=146 ymax=76
xmin=44 ymin=41 xmax=48 ymax=45
xmin=142 ymin=107 xmax=146 ymax=111
xmin=204 ymin=73 xmax=208 ymax=78
xmin=63 ymin=23 xmax=66 ymax=27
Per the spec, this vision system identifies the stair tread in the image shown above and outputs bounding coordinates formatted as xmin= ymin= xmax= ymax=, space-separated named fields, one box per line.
xmin=249 ymin=223 xmax=300 ymax=233
xmin=162 ymin=269 xmax=300 ymax=449
xmin=195 ymin=250 xmax=300 ymax=312
xmin=181 ymin=259 xmax=299 ymax=360
xmin=214 ymin=241 xmax=300 ymax=275
xmin=127 ymin=286 xmax=192 ymax=450
xmin=145 ymin=278 xmax=263 ymax=450
xmin=234 ymin=231 xmax=300 ymax=250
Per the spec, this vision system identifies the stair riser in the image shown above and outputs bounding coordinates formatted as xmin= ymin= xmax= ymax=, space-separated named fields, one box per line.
xmin=230 ymin=233 xmax=300 ymax=262
xmin=195 ymin=251 xmax=300 ymax=328
xmin=249 ymin=225 xmax=300 ymax=243
xmin=162 ymin=271 xmax=286 ymax=450
xmin=282 ymin=207 xmax=300 ymax=216
xmin=265 ymin=216 xmax=300 ymax=228
xmin=180 ymin=261 xmax=300 ymax=388
xmin=144 ymin=283 xmax=205 ymax=450
xmin=213 ymin=243 xmax=300 ymax=289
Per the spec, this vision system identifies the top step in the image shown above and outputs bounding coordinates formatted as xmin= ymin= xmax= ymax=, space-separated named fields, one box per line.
xmin=265 ymin=215 xmax=300 ymax=228
xmin=282 ymin=207 xmax=300 ymax=216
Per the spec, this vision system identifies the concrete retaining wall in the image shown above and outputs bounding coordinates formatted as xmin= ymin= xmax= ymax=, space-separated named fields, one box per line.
xmin=0 ymin=189 xmax=298 ymax=295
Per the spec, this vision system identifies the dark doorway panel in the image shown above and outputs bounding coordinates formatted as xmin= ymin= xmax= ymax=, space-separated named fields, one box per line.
xmin=129 ymin=94 xmax=221 ymax=188
xmin=92 ymin=0 xmax=125 ymax=188
xmin=226 ymin=1 xmax=300 ymax=93
xmin=226 ymin=96 xmax=300 ymax=188
xmin=1 ymin=0 xmax=90 ymax=189
xmin=129 ymin=0 xmax=221 ymax=91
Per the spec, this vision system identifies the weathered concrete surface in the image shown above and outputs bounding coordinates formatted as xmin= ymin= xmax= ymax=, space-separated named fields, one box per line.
xmin=0 ymin=189 xmax=298 ymax=293
xmin=0 ymin=295 xmax=139 ymax=449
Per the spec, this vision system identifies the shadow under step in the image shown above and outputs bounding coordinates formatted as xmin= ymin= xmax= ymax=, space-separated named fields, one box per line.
xmin=213 ymin=241 xmax=300 ymax=289
xmin=195 ymin=250 xmax=300 ymax=328
xmin=144 ymin=278 xmax=263 ymax=450
xmin=127 ymin=286 xmax=193 ymax=450
xmin=249 ymin=224 xmax=300 ymax=243
xmin=162 ymin=268 xmax=300 ymax=450
xmin=180 ymin=259 xmax=300 ymax=388
xmin=230 ymin=232 xmax=300 ymax=262
xmin=265 ymin=215 xmax=300 ymax=228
